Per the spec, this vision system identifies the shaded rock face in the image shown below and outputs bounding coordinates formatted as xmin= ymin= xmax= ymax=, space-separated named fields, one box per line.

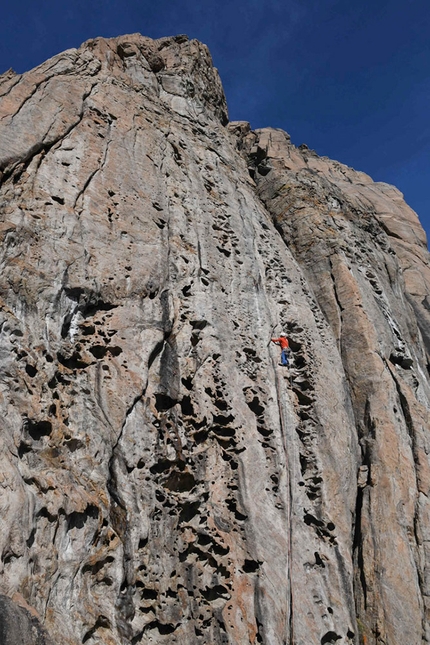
xmin=0 ymin=33 xmax=429 ymax=645
xmin=0 ymin=594 xmax=54 ymax=645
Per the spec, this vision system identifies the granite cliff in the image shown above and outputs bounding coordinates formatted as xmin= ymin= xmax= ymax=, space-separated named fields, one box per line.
xmin=0 ymin=33 xmax=429 ymax=645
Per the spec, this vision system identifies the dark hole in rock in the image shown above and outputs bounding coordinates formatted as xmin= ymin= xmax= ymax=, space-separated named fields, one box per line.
xmin=82 ymin=556 xmax=114 ymax=575
xmin=49 ymin=404 xmax=56 ymax=416
xmin=80 ymin=299 xmax=117 ymax=318
xmin=146 ymin=620 xmax=177 ymax=635
xmin=181 ymin=376 xmax=193 ymax=390
xmin=188 ymin=415 xmax=207 ymax=430
xmin=315 ymin=552 xmax=325 ymax=567
xmin=214 ymin=398 xmax=228 ymax=411
xmin=48 ymin=376 xmax=57 ymax=389
xmin=201 ymin=584 xmax=229 ymax=602
xmin=140 ymin=588 xmax=158 ymax=600
xmin=57 ymin=351 xmax=91 ymax=369
xmin=18 ymin=441 xmax=31 ymax=458
xmin=304 ymin=513 xmax=324 ymax=528
xmin=155 ymin=393 xmax=177 ymax=411
xmin=89 ymin=345 xmax=108 ymax=359
xmin=108 ymin=346 xmax=123 ymax=356
xmin=26 ymin=528 xmax=36 ymax=548
xmin=181 ymin=396 xmax=194 ymax=416
xmin=321 ymin=632 xmax=341 ymax=644
xmin=100 ymin=576 xmax=113 ymax=586
xmin=166 ymin=588 xmax=177 ymax=598
xmin=346 ymin=630 xmax=354 ymax=638
xmin=327 ymin=522 xmax=335 ymax=531
xmin=178 ymin=501 xmax=200 ymax=524
xmin=212 ymin=426 xmax=235 ymax=438
xmin=294 ymin=378 xmax=312 ymax=391
xmin=163 ymin=470 xmax=196 ymax=492
xmin=257 ymin=425 xmax=272 ymax=437
xmin=300 ymin=454 xmax=311 ymax=474
xmin=243 ymin=559 xmax=260 ymax=573
xmin=293 ymin=388 xmax=314 ymax=406
xmin=197 ymin=533 xmax=211 ymax=546
xmin=61 ymin=312 xmax=74 ymax=339
xmin=255 ymin=619 xmax=264 ymax=643
xmin=138 ymin=537 xmax=148 ymax=549
xmin=190 ymin=333 xmax=201 ymax=347
xmin=25 ymin=419 xmax=52 ymax=440
xmin=25 ymin=364 xmax=38 ymax=377
xmin=288 ymin=338 xmax=302 ymax=352
xmin=51 ymin=195 xmax=65 ymax=205
xmin=217 ymin=246 xmax=231 ymax=257
xmin=182 ymin=285 xmax=192 ymax=297
xmin=150 ymin=459 xmax=174 ymax=474
xmin=294 ymin=355 xmax=306 ymax=368
xmin=212 ymin=413 xmax=235 ymax=426
xmin=225 ymin=498 xmax=247 ymax=522
xmin=191 ymin=320 xmax=208 ymax=330
xmin=193 ymin=429 xmax=208 ymax=444
xmin=37 ymin=507 xmax=57 ymax=523
xmin=299 ymin=409 xmax=312 ymax=421
xmin=63 ymin=287 xmax=85 ymax=303
xmin=243 ymin=347 xmax=262 ymax=363
xmin=306 ymin=489 xmax=319 ymax=501
xmin=67 ymin=505 xmax=99 ymax=531
xmin=246 ymin=395 xmax=265 ymax=417
xmin=81 ymin=324 xmax=96 ymax=336
xmin=215 ymin=436 xmax=237 ymax=449
xmin=389 ymin=352 xmax=413 ymax=369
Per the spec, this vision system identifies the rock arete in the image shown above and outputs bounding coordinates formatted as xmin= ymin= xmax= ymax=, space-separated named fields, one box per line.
xmin=0 ymin=33 xmax=429 ymax=645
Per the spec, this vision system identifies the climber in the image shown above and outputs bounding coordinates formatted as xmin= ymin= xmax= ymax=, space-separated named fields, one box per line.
xmin=271 ymin=333 xmax=290 ymax=366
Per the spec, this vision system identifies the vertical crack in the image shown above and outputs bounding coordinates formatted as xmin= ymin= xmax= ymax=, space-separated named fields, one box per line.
xmin=271 ymin=355 xmax=294 ymax=644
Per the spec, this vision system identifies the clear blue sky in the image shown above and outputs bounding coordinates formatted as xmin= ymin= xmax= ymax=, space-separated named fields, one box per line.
xmin=1 ymin=0 xmax=429 ymax=242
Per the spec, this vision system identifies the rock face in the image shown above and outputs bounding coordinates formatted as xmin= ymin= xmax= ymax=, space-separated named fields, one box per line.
xmin=0 ymin=33 xmax=429 ymax=645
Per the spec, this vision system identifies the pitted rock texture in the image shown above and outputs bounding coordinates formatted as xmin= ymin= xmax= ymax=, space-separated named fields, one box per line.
xmin=0 ymin=33 xmax=429 ymax=645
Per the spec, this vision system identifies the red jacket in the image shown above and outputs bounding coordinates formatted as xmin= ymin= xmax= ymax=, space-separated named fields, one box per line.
xmin=272 ymin=337 xmax=289 ymax=350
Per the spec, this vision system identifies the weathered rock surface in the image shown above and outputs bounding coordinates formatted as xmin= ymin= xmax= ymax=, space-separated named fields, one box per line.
xmin=0 ymin=33 xmax=429 ymax=645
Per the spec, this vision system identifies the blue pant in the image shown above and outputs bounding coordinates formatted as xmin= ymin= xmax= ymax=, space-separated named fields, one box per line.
xmin=281 ymin=349 xmax=289 ymax=366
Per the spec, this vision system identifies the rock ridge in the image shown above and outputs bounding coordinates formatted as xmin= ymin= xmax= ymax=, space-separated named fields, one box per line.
xmin=0 ymin=34 xmax=429 ymax=645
